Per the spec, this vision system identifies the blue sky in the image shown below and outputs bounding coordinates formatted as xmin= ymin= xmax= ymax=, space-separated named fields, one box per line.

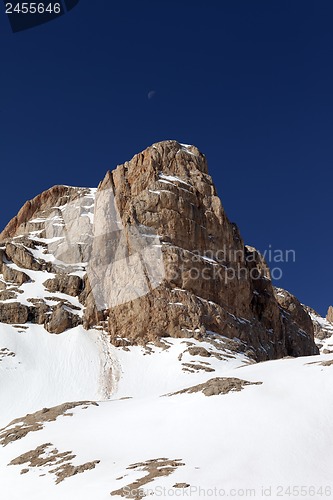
xmin=0 ymin=0 xmax=332 ymax=315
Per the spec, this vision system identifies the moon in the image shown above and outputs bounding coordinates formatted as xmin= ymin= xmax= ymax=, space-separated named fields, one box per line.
xmin=148 ymin=90 xmax=156 ymax=100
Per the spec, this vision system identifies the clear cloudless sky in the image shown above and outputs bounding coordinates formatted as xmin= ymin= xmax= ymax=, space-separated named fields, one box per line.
xmin=0 ymin=0 xmax=332 ymax=315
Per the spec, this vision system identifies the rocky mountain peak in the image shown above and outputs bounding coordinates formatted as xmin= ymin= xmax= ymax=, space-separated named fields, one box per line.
xmin=0 ymin=141 xmax=320 ymax=360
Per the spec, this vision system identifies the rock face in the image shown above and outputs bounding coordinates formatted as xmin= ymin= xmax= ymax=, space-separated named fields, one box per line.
xmin=305 ymin=305 xmax=333 ymax=343
xmin=0 ymin=303 xmax=29 ymax=324
xmin=274 ymin=288 xmax=317 ymax=357
xmin=0 ymin=141 xmax=319 ymax=360
xmin=0 ymin=185 xmax=91 ymax=333
xmin=327 ymin=306 xmax=333 ymax=324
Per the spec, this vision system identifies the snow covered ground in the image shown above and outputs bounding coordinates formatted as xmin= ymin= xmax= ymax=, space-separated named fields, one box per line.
xmin=0 ymin=323 xmax=333 ymax=499
xmin=0 ymin=324 xmax=116 ymax=428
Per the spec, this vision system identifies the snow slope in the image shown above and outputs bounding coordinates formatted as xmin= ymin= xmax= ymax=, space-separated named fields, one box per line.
xmin=0 ymin=326 xmax=333 ymax=500
xmin=0 ymin=324 xmax=117 ymax=428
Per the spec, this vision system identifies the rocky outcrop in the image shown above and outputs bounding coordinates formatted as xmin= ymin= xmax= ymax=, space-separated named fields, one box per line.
xmin=88 ymin=142 xmax=317 ymax=359
xmin=44 ymin=275 xmax=82 ymax=297
xmin=2 ymin=265 xmax=30 ymax=286
xmin=45 ymin=305 xmax=81 ymax=334
xmin=305 ymin=305 xmax=333 ymax=344
xmin=0 ymin=303 xmax=29 ymax=324
xmin=5 ymin=242 xmax=41 ymax=272
xmin=0 ymin=185 xmax=90 ymax=241
xmin=327 ymin=306 xmax=333 ymax=324
xmin=28 ymin=300 xmax=50 ymax=325
xmin=274 ymin=288 xmax=317 ymax=357
xmin=0 ymin=141 xmax=320 ymax=359
xmin=0 ymin=184 xmax=91 ymax=333
xmin=166 ymin=377 xmax=263 ymax=397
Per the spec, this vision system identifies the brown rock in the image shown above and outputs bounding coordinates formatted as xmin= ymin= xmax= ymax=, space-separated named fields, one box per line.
xmin=0 ymin=185 xmax=90 ymax=241
xmin=274 ymin=288 xmax=318 ymax=356
xmin=0 ymin=402 xmax=98 ymax=446
xmin=0 ymin=290 xmax=17 ymax=301
xmin=28 ymin=300 xmax=51 ymax=325
xmin=188 ymin=346 xmax=211 ymax=357
xmin=304 ymin=305 xmax=333 ymax=341
xmin=0 ymin=303 xmax=29 ymax=324
xmin=9 ymin=443 xmax=100 ymax=485
xmin=5 ymin=242 xmax=41 ymax=272
xmin=93 ymin=141 xmax=318 ymax=359
xmin=111 ymin=458 xmax=185 ymax=498
xmin=43 ymin=275 xmax=82 ymax=297
xmin=2 ymin=264 xmax=30 ymax=286
xmin=45 ymin=305 xmax=78 ymax=334
xmin=166 ymin=377 xmax=263 ymax=397
xmin=326 ymin=306 xmax=333 ymax=324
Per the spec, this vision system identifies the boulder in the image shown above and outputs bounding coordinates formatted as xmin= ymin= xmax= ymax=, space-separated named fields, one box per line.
xmin=0 ymin=303 xmax=29 ymax=324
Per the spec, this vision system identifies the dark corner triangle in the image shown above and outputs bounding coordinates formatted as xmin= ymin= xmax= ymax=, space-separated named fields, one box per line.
xmin=63 ymin=0 xmax=80 ymax=11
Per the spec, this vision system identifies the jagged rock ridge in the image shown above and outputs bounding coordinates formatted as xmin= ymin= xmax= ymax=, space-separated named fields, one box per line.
xmin=327 ymin=306 xmax=333 ymax=324
xmin=0 ymin=141 xmax=319 ymax=360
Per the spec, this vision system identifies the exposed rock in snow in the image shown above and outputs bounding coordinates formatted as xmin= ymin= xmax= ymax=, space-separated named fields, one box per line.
xmin=326 ymin=305 xmax=333 ymax=324
xmin=165 ymin=377 xmax=263 ymax=397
